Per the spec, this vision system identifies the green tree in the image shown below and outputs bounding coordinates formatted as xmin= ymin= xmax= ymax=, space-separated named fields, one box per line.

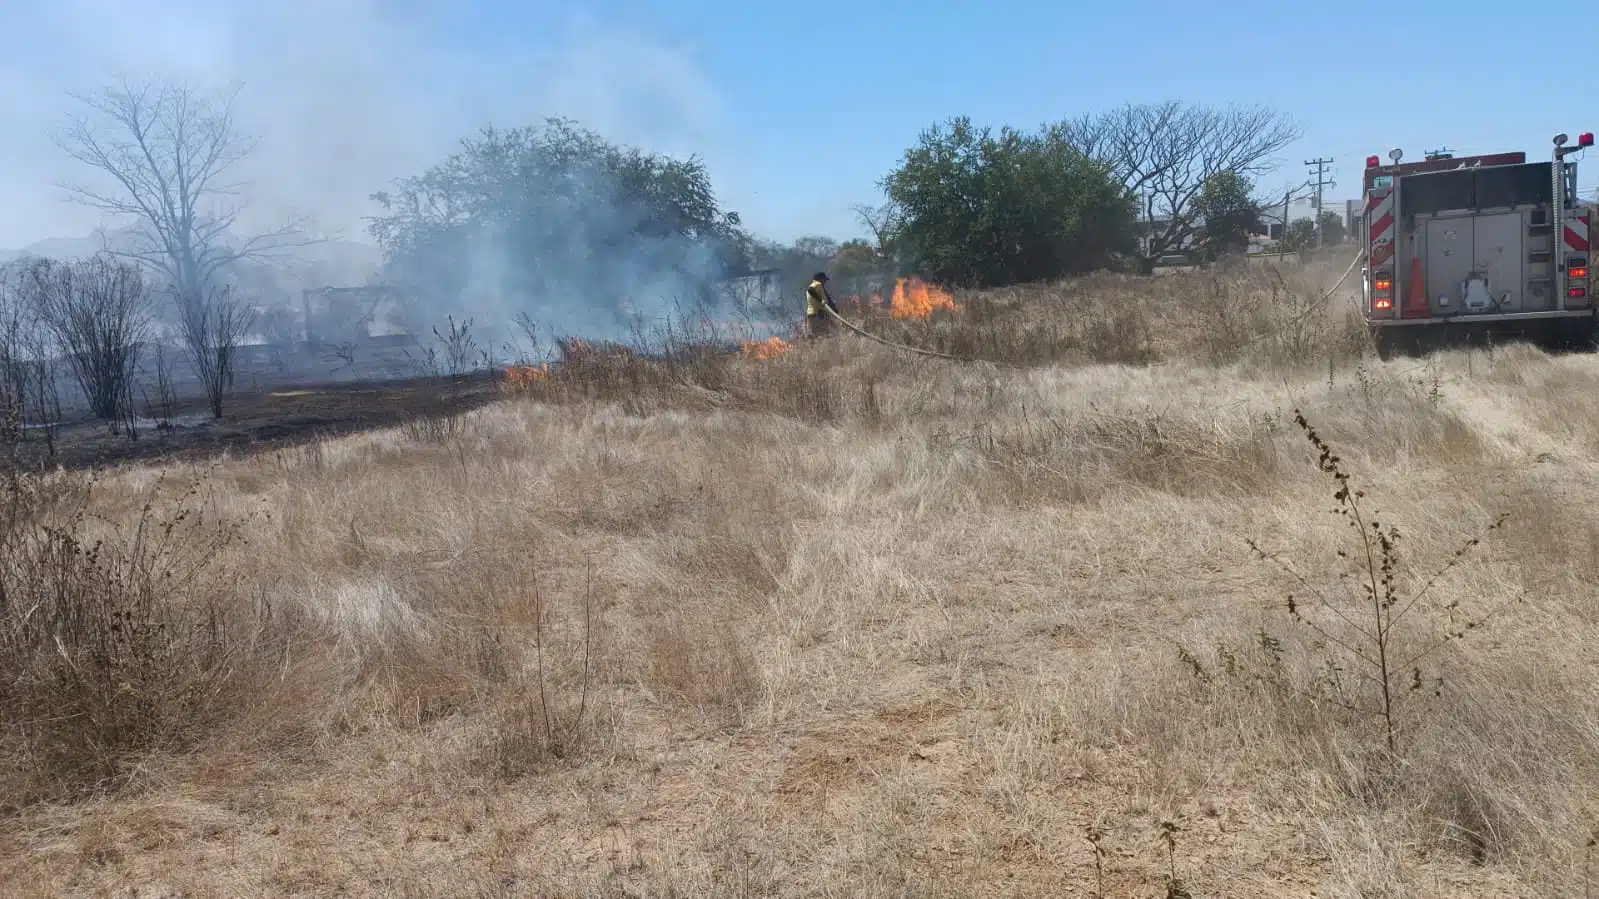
xmin=830 ymin=239 xmax=880 ymax=281
xmin=879 ymin=116 xmax=1137 ymax=287
xmin=368 ymin=117 xmax=749 ymax=331
xmin=1282 ymin=217 xmax=1317 ymax=252
xmin=1318 ymin=210 xmax=1347 ymax=246
xmin=1195 ymin=171 xmax=1263 ymax=261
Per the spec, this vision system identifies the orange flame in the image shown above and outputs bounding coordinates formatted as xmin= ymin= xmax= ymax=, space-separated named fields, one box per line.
xmin=740 ymin=336 xmax=792 ymax=360
xmin=501 ymin=364 xmax=551 ymax=393
xmin=889 ymin=277 xmax=958 ymax=320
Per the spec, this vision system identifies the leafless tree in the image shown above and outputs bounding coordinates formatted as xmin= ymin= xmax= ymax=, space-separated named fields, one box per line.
xmin=174 ymin=282 xmax=255 ymax=419
xmin=53 ymin=77 xmax=317 ymax=375
xmin=325 ymin=341 xmax=359 ymax=379
xmin=1058 ymin=101 xmax=1301 ymax=269
xmin=0 ymin=263 xmax=31 ymax=459
xmin=26 ymin=255 xmax=153 ymax=432
xmin=851 ymin=201 xmax=902 ymax=249
xmin=140 ymin=341 xmax=178 ymax=430
xmin=0 ymin=261 xmax=65 ymax=462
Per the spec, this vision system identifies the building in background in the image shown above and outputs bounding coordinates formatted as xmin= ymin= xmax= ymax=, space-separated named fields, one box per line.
xmin=1346 ymin=198 xmax=1365 ymax=241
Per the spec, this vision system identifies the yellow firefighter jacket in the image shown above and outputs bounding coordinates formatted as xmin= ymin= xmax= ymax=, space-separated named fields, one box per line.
xmin=806 ymin=279 xmax=832 ymax=317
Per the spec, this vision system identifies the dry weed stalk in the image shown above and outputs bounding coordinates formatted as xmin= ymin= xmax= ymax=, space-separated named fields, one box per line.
xmin=1248 ymin=409 xmax=1516 ymax=755
xmin=495 ymin=560 xmax=601 ymax=776
xmin=1085 ymin=824 xmax=1107 ymax=898
xmin=1158 ymin=820 xmax=1191 ymax=899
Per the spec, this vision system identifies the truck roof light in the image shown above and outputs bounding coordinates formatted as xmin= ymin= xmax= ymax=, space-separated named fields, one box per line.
xmin=1580 ymin=132 xmax=1595 ymax=148
xmin=1366 ymin=155 xmax=1380 ymax=168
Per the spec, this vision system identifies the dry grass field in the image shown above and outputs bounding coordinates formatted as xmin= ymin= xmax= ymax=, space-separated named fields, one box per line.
xmin=5 ymin=255 xmax=1599 ymax=897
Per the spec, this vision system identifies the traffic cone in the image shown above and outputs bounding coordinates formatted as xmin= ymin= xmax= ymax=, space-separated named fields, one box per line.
xmin=1405 ymin=255 xmax=1428 ymax=316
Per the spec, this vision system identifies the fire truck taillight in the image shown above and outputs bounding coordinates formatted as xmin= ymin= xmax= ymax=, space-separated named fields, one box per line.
xmin=1570 ymin=287 xmax=1587 ymax=299
xmin=1366 ymin=155 xmax=1381 ymax=168
xmin=1372 ymin=275 xmax=1393 ymax=311
xmin=1571 ymin=266 xmax=1590 ymax=280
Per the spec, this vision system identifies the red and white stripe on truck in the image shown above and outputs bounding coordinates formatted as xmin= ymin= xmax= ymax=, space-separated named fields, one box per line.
xmin=1568 ymin=210 xmax=1591 ymax=305
xmin=1366 ymin=187 xmax=1396 ymax=314
xmin=1567 ymin=212 xmax=1590 ymax=254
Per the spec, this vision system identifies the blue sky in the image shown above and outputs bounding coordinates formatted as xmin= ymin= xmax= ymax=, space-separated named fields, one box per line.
xmin=1 ymin=0 xmax=1595 ymax=250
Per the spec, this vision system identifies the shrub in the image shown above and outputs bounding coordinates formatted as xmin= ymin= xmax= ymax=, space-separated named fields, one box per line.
xmin=0 ymin=469 xmax=248 ymax=807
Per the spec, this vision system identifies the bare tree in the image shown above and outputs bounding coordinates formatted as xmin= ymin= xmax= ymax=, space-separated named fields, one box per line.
xmin=325 ymin=341 xmax=359 ymax=379
xmin=175 ymin=283 xmax=255 ymax=419
xmin=54 ymin=77 xmax=317 ymax=409
xmin=54 ymin=78 xmax=316 ymax=298
xmin=27 ymin=255 xmax=153 ymax=433
xmin=1 ymin=261 xmax=65 ymax=462
xmin=851 ymin=201 xmax=902 ymax=248
xmin=28 ymin=343 xmax=63 ymax=463
xmin=1058 ymin=102 xmax=1301 ymax=270
xmin=140 ymin=341 xmax=179 ymax=430
xmin=0 ymin=263 xmax=30 ymax=460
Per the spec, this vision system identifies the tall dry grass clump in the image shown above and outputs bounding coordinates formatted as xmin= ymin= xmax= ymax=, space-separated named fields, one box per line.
xmin=814 ymin=255 xmax=1369 ymax=373
xmin=0 ymin=467 xmax=254 ymax=808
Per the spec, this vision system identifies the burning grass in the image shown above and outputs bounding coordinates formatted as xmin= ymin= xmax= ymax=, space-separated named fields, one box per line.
xmin=5 ymin=256 xmax=1597 ymax=897
xmin=739 ymin=335 xmax=792 ymax=361
xmin=841 ymin=275 xmax=962 ymax=321
xmin=824 ymin=262 xmax=1365 ymax=370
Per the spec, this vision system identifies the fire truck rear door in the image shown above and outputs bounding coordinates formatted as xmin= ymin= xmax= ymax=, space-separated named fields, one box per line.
xmin=1474 ymin=212 xmax=1524 ymax=312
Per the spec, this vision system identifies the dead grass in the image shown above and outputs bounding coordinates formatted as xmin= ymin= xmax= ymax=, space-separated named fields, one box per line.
xmin=4 ymin=256 xmax=1598 ymax=897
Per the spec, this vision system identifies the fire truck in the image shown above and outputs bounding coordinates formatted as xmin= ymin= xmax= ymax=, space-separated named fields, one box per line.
xmin=1360 ymin=132 xmax=1595 ymax=357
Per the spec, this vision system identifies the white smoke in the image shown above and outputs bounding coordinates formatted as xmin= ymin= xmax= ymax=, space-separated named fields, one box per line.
xmin=0 ymin=3 xmax=761 ymax=345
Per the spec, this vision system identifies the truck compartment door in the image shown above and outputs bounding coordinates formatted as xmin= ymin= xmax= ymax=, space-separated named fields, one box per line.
xmin=1473 ymin=212 xmax=1524 ymax=313
xmin=1425 ymin=218 xmax=1473 ymax=314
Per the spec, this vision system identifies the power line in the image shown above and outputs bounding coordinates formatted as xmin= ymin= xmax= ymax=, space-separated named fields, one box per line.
xmin=1305 ymin=157 xmax=1336 ymax=248
xmin=1269 ymin=179 xmax=1317 ymax=259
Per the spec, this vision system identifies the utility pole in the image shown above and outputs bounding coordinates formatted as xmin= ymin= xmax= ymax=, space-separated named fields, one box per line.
xmin=1143 ymin=188 xmax=1154 ymax=258
xmin=1279 ymin=188 xmax=1291 ymax=260
xmin=1305 ymin=157 xmax=1335 ymax=249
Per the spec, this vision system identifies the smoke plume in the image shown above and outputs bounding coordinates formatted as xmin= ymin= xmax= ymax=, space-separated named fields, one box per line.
xmin=0 ymin=2 xmax=749 ymax=348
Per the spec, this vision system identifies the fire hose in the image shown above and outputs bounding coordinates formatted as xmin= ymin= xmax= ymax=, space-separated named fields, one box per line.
xmin=822 ymin=250 xmax=1367 ymax=363
xmin=820 ymin=303 xmax=1012 ymax=366
xmin=1325 ymin=248 xmax=1367 ymax=305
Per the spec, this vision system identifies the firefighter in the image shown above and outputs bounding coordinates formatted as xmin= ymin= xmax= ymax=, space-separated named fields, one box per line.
xmin=805 ymin=271 xmax=838 ymax=338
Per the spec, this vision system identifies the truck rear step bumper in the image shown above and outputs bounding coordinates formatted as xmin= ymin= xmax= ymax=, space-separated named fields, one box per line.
xmin=1368 ymin=310 xmax=1594 ymax=327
